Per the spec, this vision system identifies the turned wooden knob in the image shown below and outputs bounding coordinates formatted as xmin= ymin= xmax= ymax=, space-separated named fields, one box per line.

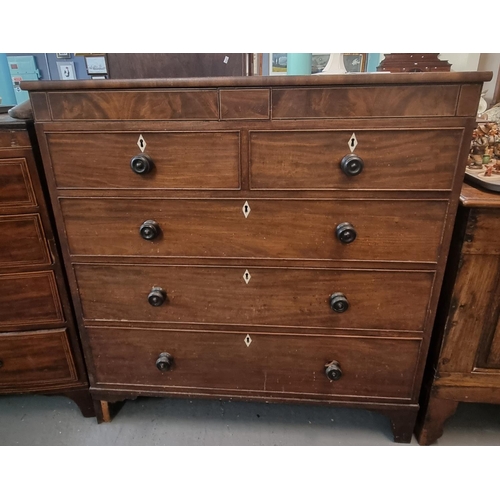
xmin=130 ymin=154 xmax=154 ymax=174
xmin=336 ymin=222 xmax=357 ymax=244
xmin=340 ymin=154 xmax=364 ymax=176
xmin=148 ymin=287 xmax=167 ymax=307
xmin=140 ymin=220 xmax=160 ymax=240
xmin=325 ymin=360 xmax=342 ymax=381
xmin=156 ymin=352 xmax=173 ymax=372
xmin=329 ymin=293 xmax=349 ymax=313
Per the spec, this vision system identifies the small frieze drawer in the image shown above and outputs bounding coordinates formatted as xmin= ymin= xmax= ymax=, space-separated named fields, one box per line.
xmin=88 ymin=327 xmax=421 ymax=401
xmin=46 ymin=131 xmax=240 ymax=190
xmin=220 ymin=89 xmax=270 ymax=120
xmin=75 ymin=264 xmax=434 ymax=332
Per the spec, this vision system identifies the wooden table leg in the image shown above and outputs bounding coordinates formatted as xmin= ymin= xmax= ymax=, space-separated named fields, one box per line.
xmin=93 ymin=399 xmax=125 ymax=424
xmin=380 ymin=407 xmax=419 ymax=443
xmin=415 ymin=395 xmax=459 ymax=446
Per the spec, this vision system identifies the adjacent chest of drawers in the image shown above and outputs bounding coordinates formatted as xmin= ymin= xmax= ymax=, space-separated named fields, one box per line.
xmin=0 ymin=114 xmax=92 ymax=416
xmin=25 ymin=72 xmax=490 ymax=441
xmin=416 ymin=183 xmax=500 ymax=445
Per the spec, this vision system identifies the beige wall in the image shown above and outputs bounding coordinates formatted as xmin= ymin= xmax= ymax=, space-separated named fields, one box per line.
xmin=478 ymin=53 xmax=500 ymax=106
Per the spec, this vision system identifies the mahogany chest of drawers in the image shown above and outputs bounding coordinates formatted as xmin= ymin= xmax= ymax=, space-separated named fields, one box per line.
xmin=416 ymin=183 xmax=500 ymax=445
xmin=24 ymin=72 xmax=490 ymax=441
xmin=0 ymin=114 xmax=92 ymax=416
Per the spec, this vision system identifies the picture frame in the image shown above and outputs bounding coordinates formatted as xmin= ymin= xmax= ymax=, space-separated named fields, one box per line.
xmin=342 ymin=53 xmax=367 ymax=73
xmin=85 ymin=55 xmax=108 ymax=75
xmin=269 ymin=53 xmax=288 ymax=75
xmin=56 ymin=53 xmax=71 ymax=59
xmin=57 ymin=61 xmax=77 ymax=80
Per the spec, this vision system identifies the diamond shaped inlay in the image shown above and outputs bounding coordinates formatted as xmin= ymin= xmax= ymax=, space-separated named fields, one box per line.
xmin=242 ymin=201 xmax=251 ymax=218
xmin=244 ymin=334 xmax=252 ymax=347
xmin=348 ymin=133 xmax=358 ymax=153
xmin=243 ymin=270 xmax=251 ymax=284
xmin=137 ymin=134 xmax=146 ymax=152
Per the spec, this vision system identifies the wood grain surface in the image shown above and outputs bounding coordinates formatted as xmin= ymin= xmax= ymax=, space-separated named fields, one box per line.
xmin=60 ymin=197 xmax=447 ymax=263
xmin=88 ymin=327 xmax=421 ymax=400
xmin=74 ymin=264 xmax=433 ymax=332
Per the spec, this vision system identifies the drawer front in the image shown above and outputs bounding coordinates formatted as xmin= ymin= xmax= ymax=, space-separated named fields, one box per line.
xmin=75 ymin=264 xmax=433 ymax=331
xmin=0 ymin=214 xmax=51 ymax=267
xmin=250 ymin=129 xmax=462 ymax=190
xmin=47 ymin=132 xmax=240 ymax=189
xmin=0 ymin=271 xmax=64 ymax=329
xmin=462 ymin=208 xmax=500 ymax=255
xmin=47 ymin=90 xmax=219 ymax=121
xmin=220 ymin=89 xmax=270 ymax=120
xmin=61 ymin=198 xmax=447 ymax=263
xmin=271 ymin=85 xmax=460 ymax=118
xmin=0 ymin=329 xmax=77 ymax=388
xmin=88 ymin=327 xmax=421 ymax=400
xmin=0 ymin=158 xmax=37 ymax=208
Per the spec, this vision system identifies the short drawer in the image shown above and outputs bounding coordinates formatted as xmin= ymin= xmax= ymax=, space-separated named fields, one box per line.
xmin=0 ymin=214 xmax=51 ymax=267
xmin=0 ymin=271 xmax=64 ymax=329
xmin=0 ymin=158 xmax=37 ymax=208
xmin=75 ymin=264 xmax=433 ymax=332
xmin=89 ymin=327 xmax=421 ymax=400
xmin=0 ymin=329 xmax=77 ymax=389
xmin=61 ymin=197 xmax=447 ymax=264
xmin=250 ymin=129 xmax=463 ymax=190
xmin=47 ymin=131 xmax=240 ymax=189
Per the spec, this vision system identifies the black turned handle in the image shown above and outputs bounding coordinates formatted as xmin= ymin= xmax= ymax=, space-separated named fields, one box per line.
xmin=329 ymin=292 xmax=349 ymax=313
xmin=0 ymin=359 xmax=3 ymax=369
xmin=156 ymin=352 xmax=173 ymax=372
xmin=148 ymin=287 xmax=167 ymax=307
xmin=130 ymin=154 xmax=154 ymax=175
xmin=140 ymin=220 xmax=160 ymax=241
xmin=335 ymin=222 xmax=357 ymax=244
xmin=340 ymin=154 xmax=364 ymax=176
xmin=325 ymin=360 xmax=342 ymax=381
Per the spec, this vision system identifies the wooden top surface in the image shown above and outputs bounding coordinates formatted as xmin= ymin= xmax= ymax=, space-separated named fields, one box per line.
xmin=461 ymin=182 xmax=500 ymax=208
xmin=0 ymin=112 xmax=28 ymax=130
xmin=21 ymin=71 xmax=493 ymax=91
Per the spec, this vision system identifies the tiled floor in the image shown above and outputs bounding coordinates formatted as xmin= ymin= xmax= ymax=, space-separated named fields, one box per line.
xmin=1 ymin=394 xmax=499 ymax=445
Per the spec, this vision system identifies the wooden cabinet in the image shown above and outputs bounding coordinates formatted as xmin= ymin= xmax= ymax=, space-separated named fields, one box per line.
xmin=0 ymin=114 xmax=93 ymax=417
xmin=416 ymin=184 xmax=500 ymax=445
xmin=23 ymin=72 xmax=490 ymax=441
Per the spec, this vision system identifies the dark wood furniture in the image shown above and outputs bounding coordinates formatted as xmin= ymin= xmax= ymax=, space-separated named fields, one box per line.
xmin=0 ymin=114 xmax=93 ymax=416
xmin=106 ymin=54 xmax=252 ymax=79
xmin=416 ymin=183 xmax=500 ymax=445
xmin=23 ymin=72 xmax=490 ymax=441
xmin=377 ymin=54 xmax=452 ymax=73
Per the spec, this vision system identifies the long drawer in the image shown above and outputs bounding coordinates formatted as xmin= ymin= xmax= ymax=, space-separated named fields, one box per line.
xmin=250 ymin=129 xmax=463 ymax=190
xmin=60 ymin=198 xmax=447 ymax=263
xmin=0 ymin=329 xmax=77 ymax=388
xmin=46 ymin=132 xmax=240 ymax=189
xmin=0 ymin=271 xmax=64 ymax=330
xmin=75 ymin=264 xmax=433 ymax=331
xmin=88 ymin=327 xmax=421 ymax=400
